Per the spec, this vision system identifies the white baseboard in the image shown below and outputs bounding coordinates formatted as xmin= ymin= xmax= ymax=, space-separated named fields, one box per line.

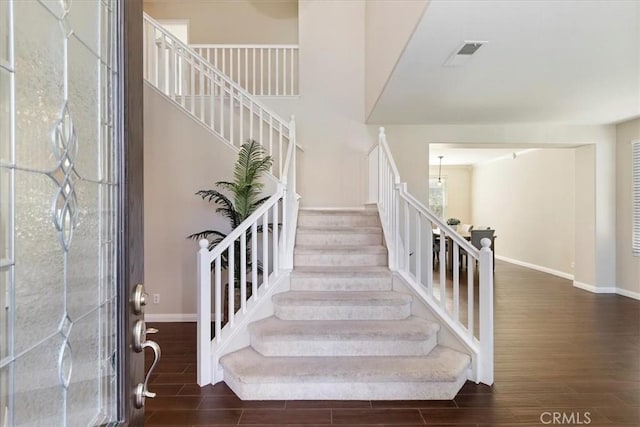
xmin=572 ymin=281 xmax=616 ymax=294
xmin=565 ymin=281 xmax=640 ymax=301
xmin=300 ymin=206 xmax=368 ymax=210
xmin=615 ymin=287 xmax=640 ymax=300
xmin=145 ymin=313 xmax=197 ymax=322
xmin=495 ymin=255 xmax=574 ymax=280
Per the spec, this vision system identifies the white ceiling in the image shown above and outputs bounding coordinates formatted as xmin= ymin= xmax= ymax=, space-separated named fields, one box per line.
xmin=369 ymin=0 xmax=640 ymax=125
xmin=429 ymin=143 xmax=580 ymax=166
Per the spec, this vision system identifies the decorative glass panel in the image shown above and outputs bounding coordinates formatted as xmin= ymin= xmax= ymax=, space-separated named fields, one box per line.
xmin=13 ymin=170 xmax=64 ymax=354
xmin=0 ymin=1 xmax=9 ymax=65
xmin=0 ymin=167 xmax=10 ymax=262
xmin=0 ymin=67 xmax=10 ymax=165
xmin=13 ymin=0 xmax=64 ymax=172
xmin=0 ymin=268 xmax=9 ymax=361
xmin=66 ymin=180 xmax=101 ymax=320
xmin=66 ymin=0 xmax=100 ymax=54
xmin=68 ymin=35 xmax=100 ymax=181
xmin=66 ymin=309 xmax=100 ymax=426
xmin=5 ymin=0 xmax=119 ymax=424
xmin=12 ymin=335 xmax=65 ymax=427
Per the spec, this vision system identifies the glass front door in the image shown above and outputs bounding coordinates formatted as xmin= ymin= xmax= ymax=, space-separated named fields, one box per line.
xmin=0 ymin=1 xmax=143 ymax=425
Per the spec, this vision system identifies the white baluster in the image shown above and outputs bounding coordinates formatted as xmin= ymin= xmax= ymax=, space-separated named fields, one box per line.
xmin=239 ymin=93 xmax=244 ymax=144
xmin=453 ymin=242 xmax=459 ymax=317
xmin=240 ymin=230 xmax=247 ymax=314
xmin=467 ymin=256 xmax=474 ymax=339
xmin=252 ymin=48 xmax=256 ymax=95
xmin=275 ymin=48 xmax=279 ymax=95
xmin=426 ymin=220 xmax=433 ymax=297
xmin=404 ymin=198 xmax=410 ymax=271
xmin=268 ymin=48 xmax=272 ymax=95
xmin=199 ymin=63 xmax=205 ymax=121
xmin=273 ymin=201 xmax=279 ymax=276
xmin=214 ymin=256 xmax=221 ymax=342
xmin=230 ymin=87 xmax=234 ymax=146
xmin=228 ymin=243 xmax=235 ymax=327
xmin=278 ymin=122 xmax=283 ymax=178
xmin=439 ymin=230 xmax=446 ymax=307
xmin=251 ymin=221 xmax=258 ymax=298
xmin=416 ymin=211 xmax=422 ymax=285
xmin=260 ymin=48 xmax=264 ymax=96
xmin=290 ymin=47 xmax=294 ymax=96
xmin=262 ymin=212 xmax=269 ymax=288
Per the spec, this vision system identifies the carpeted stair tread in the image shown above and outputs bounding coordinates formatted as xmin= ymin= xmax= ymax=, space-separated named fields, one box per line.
xmin=248 ymin=316 xmax=439 ymax=341
xmin=273 ymin=291 xmax=411 ymax=306
xmin=221 ymin=346 xmax=470 ymax=384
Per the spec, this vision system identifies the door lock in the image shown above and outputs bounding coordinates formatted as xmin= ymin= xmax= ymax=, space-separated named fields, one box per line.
xmin=132 ymin=283 xmax=148 ymax=315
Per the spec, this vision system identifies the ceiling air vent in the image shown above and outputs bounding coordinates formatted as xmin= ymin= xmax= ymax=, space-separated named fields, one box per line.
xmin=444 ymin=41 xmax=487 ymax=67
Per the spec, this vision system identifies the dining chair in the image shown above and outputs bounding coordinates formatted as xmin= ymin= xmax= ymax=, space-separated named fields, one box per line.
xmin=460 ymin=229 xmax=495 ymax=268
xmin=460 ymin=223 xmax=473 ymax=234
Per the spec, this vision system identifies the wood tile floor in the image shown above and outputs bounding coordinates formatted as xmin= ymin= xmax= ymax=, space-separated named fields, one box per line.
xmin=145 ymin=260 xmax=640 ymax=426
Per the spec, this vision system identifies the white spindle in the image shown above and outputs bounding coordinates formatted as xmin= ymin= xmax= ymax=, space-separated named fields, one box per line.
xmin=279 ymin=122 xmax=283 ymax=178
xmin=268 ymin=48 xmax=272 ymax=95
xmin=467 ymin=256 xmax=474 ymax=338
xmin=159 ymin=35 xmax=166 ymax=92
xmin=249 ymin=103 xmax=254 ymax=139
xmin=239 ymin=93 xmax=244 ymax=145
xmin=426 ymin=221 xmax=433 ymax=295
xmin=209 ymin=74 xmax=215 ymax=131
xmin=439 ymin=231 xmax=446 ymax=306
xmin=228 ymin=243 xmax=235 ymax=327
xmin=260 ymin=48 xmax=264 ymax=95
xmin=215 ymin=256 xmax=221 ymax=342
xmin=197 ymin=239 xmax=211 ymax=386
xmin=236 ymin=47 xmax=241 ymax=86
xmin=269 ymin=116 xmax=274 ymax=170
xmin=240 ymin=231 xmax=247 ymax=314
xmin=404 ymin=198 xmax=410 ymax=271
xmin=169 ymin=42 xmax=176 ymax=99
xmin=453 ymin=242 xmax=459 ymax=318
xmin=230 ymin=48 xmax=234 ymax=85
xmin=262 ymin=212 xmax=269 ymax=288
xmin=244 ymin=48 xmax=248 ymax=91
xmin=290 ymin=47 xmax=294 ymax=95
xmin=190 ymin=56 xmax=195 ymax=113
xmin=273 ymin=202 xmax=279 ymax=276
xmin=275 ymin=49 xmax=279 ymax=95
xmin=259 ymin=109 xmax=264 ymax=146
xmin=219 ymin=80 xmax=224 ymax=137
xmin=199 ymin=63 xmax=205 ymax=121
xmin=251 ymin=222 xmax=258 ymax=297
xmin=282 ymin=49 xmax=288 ymax=96
xmin=416 ymin=212 xmax=422 ymax=285
xmin=252 ymin=48 xmax=256 ymax=94
xmin=230 ymin=87 xmax=234 ymax=146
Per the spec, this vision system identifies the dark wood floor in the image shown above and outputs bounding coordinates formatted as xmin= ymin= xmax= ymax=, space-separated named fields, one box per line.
xmin=145 ymin=260 xmax=640 ymax=426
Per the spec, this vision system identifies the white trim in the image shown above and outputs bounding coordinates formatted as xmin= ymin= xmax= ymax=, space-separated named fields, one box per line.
xmin=495 ymin=255 xmax=574 ymax=280
xmin=572 ymin=281 xmax=616 ymax=294
xmin=300 ymin=207 xmax=369 ymax=211
xmin=145 ymin=313 xmax=197 ymax=322
xmin=614 ymin=287 xmax=640 ymax=301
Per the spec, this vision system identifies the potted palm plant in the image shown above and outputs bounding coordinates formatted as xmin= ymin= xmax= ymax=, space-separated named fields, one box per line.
xmin=188 ymin=140 xmax=273 ymax=324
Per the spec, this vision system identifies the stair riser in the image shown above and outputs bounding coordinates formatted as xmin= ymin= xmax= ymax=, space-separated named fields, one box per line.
xmin=296 ymin=232 xmax=382 ymax=246
xmin=290 ymin=276 xmax=392 ymax=291
xmin=224 ymin=374 xmax=468 ymax=401
xmin=251 ymin=336 xmax=437 ymax=357
xmin=294 ymin=252 xmax=387 ymax=267
xmin=274 ymin=304 xmax=410 ymax=321
xmin=298 ymin=215 xmax=380 ymax=228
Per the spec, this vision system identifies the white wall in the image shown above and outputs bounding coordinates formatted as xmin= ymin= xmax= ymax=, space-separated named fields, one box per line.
xmin=471 ymin=149 xmax=575 ymax=276
xmin=616 ymin=118 xmax=640 ymax=298
xmin=574 ymin=145 xmax=596 ymax=287
xmin=144 ymin=84 xmax=277 ymax=317
xmin=365 ymin=0 xmax=428 ymax=118
xmin=262 ymin=0 xmax=371 ymax=208
xmin=143 ymin=0 xmax=298 ymax=44
xmin=434 ymin=166 xmax=471 ymax=224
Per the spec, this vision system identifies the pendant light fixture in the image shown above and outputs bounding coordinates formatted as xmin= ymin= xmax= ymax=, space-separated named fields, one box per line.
xmin=437 ymin=155 xmax=443 ymax=186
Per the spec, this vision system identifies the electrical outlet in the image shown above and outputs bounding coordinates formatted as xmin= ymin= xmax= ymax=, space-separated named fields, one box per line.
xmin=570 ymin=261 xmax=575 ymax=269
xmin=153 ymin=294 xmax=160 ymax=304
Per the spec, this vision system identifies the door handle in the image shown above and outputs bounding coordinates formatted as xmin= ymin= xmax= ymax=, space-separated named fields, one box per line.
xmin=132 ymin=319 xmax=161 ymax=408
xmin=134 ymin=340 xmax=161 ymax=409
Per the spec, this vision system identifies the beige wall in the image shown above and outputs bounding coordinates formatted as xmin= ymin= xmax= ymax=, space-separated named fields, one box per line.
xmin=261 ymin=0 xmax=371 ymax=208
xmin=144 ymin=84 xmax=277 ymax=317
xmin=143 ymin=0 xmax=298 ymax=44
xmin=574 ymin=145 xmax=596 ymax=286
xmin=365 ymin=0 xmax=428 ymax=118
xmin=616 ymin=118 xmax=640 ymax=297
xmin=433 ymin=166 xmax=471 ymax=224
xmin=471 ymin=149 xmax=576 ymax=276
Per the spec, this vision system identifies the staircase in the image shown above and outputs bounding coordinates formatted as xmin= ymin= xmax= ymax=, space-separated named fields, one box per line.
xmin=220 ymin=208 xmax=471 ymax=400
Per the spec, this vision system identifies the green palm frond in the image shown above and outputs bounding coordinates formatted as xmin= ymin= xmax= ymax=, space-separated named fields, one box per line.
xmin=188 ymin=139 xmax=274 ymax=274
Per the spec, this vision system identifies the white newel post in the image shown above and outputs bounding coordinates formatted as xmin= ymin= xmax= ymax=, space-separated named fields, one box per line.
xmin=478 ymin=238 xmax=494 ymax=385
xmin=197 ymin=239 xmax=212 ymax=386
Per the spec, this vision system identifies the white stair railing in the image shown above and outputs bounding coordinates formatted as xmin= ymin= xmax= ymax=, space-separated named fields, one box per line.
xmin=196 ymin=113 xmax=297 ymax=386
xmin=142 ymin=14 xmax=299 ymax=386
xmin=191 ymin=44 xmax=299 ymax=97
xmin=370 ymin=127 xmax=494 ymax=386
xmin=143 ymin=13 xmax=293 ymax=180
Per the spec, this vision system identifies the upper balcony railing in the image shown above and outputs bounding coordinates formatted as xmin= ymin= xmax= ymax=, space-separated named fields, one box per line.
xmin=191 ymin=44 xmax=299 ymax=97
